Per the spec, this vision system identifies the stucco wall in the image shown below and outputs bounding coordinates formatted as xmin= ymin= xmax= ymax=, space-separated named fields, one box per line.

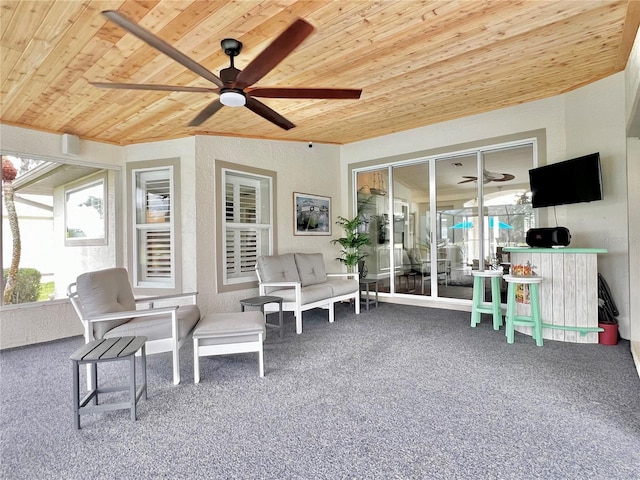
xmin=124 ymin=137 xmax=198 ymax=294
xmin=563 ymin=74 xmax=630 ymax=337
xmin=625 ymin=26 xmax=640 ymax=370
xmin=0 ymin=125 xmax=124 ymax=166
xmin=625 ymin=28 xmax=640 ymax=132
xmin=341 ymin=73 xmax=632 ymax=340
xmin=194 ymin=135 xmax=343 ymax=316
xmin=627 ymin=137 xmax=639 ymax=371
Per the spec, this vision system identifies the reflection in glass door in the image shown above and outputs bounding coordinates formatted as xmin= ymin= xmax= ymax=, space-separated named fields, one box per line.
xmin=392 ymin=163 xmax=429 ymax=295
xmin=481 ymin=145 xmax=535 ymax=262
xmin=356 ymin=169 xmax=392 ymax=292
xmin=435 ymin=145 xmax=535 ymax=301
xmin=435 ymin=153 xmax=479 ymax=299
xmin=481 ymin=145 xmax=536 ymax=302
xmin=354 ymin=140 xmax=535 ymax=302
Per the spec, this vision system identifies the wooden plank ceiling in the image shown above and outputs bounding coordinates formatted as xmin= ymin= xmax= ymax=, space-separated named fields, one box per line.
xmin=1 ymin=0 xmax=639 ymax=146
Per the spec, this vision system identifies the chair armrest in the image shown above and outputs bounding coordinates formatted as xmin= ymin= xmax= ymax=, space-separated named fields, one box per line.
xmin=258 ymin=281 xmax=300 ymax=288
xmin=135 ymin=291 xmax=198 ymax=306
xmin=84 ymin=306 xmax=178 ymax=323
xmin=258 ymin=281 xmax=300 ymax=298
xmin=327 ymin=273 xmax=358 ymax=280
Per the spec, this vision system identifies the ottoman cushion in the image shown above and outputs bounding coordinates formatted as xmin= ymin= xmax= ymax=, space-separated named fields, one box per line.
xmin=193 ymin=311 xmax=265 ymax=338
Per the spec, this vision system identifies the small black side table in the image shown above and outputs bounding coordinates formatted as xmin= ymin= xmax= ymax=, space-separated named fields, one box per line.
xmin=71 ymin=336 xmax=147 ymax=429
xmin=359 ymin=278 xmax=380 ymax=310
xmin=240 ymin=295 xmax=284 ymax=338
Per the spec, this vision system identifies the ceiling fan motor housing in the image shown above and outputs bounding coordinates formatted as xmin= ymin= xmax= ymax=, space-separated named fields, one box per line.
xmin=220 ymin=67 xmax=241 ymax=85
xmin=221 ymin=38 xmax=242 ymax=57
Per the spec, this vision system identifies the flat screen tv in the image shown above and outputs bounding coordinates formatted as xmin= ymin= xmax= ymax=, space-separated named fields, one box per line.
xmin=529 ymin=152 xmax=603 ymax=208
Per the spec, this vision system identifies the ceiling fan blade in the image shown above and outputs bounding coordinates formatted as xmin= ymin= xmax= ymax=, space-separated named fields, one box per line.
xmin=245 ymin=97 xmax=295 ymax=130
xmin=90 ymin=82 xmax=219 ymax=93
xmin=233 ymin=18 xmax=315 ymax=90
xmin=246 ymin=87 xmax=362 ymax=99
xmin=188 ymin=99 xmax=224 ymax=127
xmin=492 ymin=173 xmax=515 ymax=182
xmin=102 ymin=10 xmax=224 ymax=88
xmin=457 ymin=177 xmax=477 ymax=184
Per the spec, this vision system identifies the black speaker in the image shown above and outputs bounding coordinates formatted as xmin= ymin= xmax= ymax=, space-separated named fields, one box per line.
xmin=526 ymin=227 xmax=571 ymax=248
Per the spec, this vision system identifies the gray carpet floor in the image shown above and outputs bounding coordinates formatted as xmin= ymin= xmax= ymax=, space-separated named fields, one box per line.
xmin=1 ymin=303 xmax=639 ymax=479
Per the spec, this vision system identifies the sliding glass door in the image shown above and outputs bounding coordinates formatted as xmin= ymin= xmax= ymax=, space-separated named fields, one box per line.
xmin=354 ymin=140 xmax=535 ymax=302
xmin=356 ymin=169 xmax=391 ymax=291
xmin=435 ymin=153 xmax=479 ymax=300
xmin=392 ymin=163 xmax=429 ymax=295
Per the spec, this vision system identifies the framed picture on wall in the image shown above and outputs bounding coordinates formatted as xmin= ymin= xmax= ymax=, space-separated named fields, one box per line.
xmin=293 ymin=192 xmax=331 ymax=235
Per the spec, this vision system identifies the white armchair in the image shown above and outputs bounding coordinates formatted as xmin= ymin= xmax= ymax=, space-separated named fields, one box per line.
xmin=419 ymin=259 xmax=451 ymax=293
xmin=67 ymin=267 xmax=200 ymax=385
xmin=406 ymin=248 xmax=451 ymax=294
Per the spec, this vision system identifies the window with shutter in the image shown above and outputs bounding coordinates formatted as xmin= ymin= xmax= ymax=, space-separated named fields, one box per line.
xmin=132 ymin=167 xmax=175 ymax=288
xmin=221 ymin=167 xmax=274 ymax=287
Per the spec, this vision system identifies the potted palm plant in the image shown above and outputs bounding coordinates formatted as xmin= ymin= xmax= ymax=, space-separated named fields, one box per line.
xmin=331 ymin=215 xmax=371 ymax=274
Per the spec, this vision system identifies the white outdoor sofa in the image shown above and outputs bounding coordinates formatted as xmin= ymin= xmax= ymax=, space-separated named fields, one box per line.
xmin=255 ymin=253 xmax=360 ymax=334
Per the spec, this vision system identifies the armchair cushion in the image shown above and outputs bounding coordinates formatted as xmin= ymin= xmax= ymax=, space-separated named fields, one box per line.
xmin=76 ymin=268 xmax=136 ymax=339
xmin=294 ymin=253 xmax=328 ymax=287
xmin=104 ymin=304 xmax=200 ymax=341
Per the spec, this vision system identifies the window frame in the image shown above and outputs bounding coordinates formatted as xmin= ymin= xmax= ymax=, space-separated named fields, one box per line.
xmin=126 ymin=158 xmax=182 ymax=295
xmin=215 ymin=160 xmax=276 ymax=293
xmin=64 ymin=176 xmax=107 ymax=246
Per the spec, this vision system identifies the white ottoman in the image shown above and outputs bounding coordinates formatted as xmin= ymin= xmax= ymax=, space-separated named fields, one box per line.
xmin=192 ymin=311 xmax=266 ymax=383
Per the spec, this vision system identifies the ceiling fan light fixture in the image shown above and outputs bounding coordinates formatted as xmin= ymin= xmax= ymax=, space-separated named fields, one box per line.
xmin=220 ymin=90 xmax=246 ymax=107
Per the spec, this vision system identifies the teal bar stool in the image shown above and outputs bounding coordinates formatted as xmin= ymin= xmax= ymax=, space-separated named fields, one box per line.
xmin=470 ymin=270 xmax=504 ymax=330
xmin=503 ymin=274 xmax=544 ymax=346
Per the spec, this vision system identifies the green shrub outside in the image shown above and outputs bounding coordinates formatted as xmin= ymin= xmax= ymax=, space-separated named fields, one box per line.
xmin=2 ymin=268 xmax=41 ymax=304
xmin=38 ymin=282 xmax=54 ymax=301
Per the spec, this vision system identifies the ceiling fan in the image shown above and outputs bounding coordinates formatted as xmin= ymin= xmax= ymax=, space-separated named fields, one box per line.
xmin=458 ymin=169 xmax=515 ymax=184
xmin=91 ymin=11 xmax=362 ymax=130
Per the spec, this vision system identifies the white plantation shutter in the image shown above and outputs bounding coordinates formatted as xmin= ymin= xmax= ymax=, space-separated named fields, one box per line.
xmin=133 ymin=167 xmax=175 ymax=288
xmin=141 ymin=229 xmax=172 ymax=280
xmin=223 ymin=170 xmax=272 ymax=284
xmin=225 ymin=229 xmax=258 ymax=277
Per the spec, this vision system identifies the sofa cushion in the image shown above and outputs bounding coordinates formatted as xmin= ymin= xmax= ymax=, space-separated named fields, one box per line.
xmin=294 ymin=253 xmax=328 ymax=287
xmin=76 ymin=268 xmax=136 ymax=339
xmin=327 ymin=277 xmax=358 ymax=296
xmin=268 ymin=283 xmax=334 ymax=305
xmin=300 ymin=283 xmax=334 ymax=304
xmin=256 ymin=253 xmax=301 ymax=284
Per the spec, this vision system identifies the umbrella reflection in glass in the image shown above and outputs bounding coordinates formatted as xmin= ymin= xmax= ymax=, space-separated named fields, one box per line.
xmin=450 ymin=219 xmax=513 ymax=229
xmin=489 ymin=217 xmax=513 ymax=229
xmin=449 ymin=220 xmax=474 ymax=229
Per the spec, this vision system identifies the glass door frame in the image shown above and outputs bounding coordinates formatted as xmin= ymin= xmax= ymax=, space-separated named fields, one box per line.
xmin=352 ymin=136 xmax=538 ymax=302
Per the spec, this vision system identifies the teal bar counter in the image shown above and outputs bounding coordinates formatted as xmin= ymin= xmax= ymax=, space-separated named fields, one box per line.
xmin=503 ymin=247 xmax=607 ymax=343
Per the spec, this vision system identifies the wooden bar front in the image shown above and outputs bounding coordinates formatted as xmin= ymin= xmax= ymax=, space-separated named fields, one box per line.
xmin=503 ymin=247 xmax=607 ymax=344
